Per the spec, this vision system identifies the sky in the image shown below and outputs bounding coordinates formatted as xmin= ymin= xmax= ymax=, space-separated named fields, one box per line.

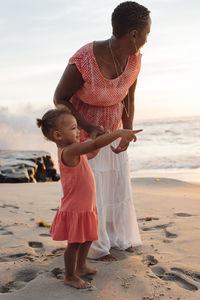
xmin=0 ymin=0 xmax=200 ymax=153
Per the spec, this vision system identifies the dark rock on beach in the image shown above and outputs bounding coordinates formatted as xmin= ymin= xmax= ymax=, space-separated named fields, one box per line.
xmin=0 ymin=151 xmax=60 ymax=183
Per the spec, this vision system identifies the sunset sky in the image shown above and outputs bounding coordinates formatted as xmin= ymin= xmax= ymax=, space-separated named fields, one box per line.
xmin=0 ymin=0 xmax=200 ymax=120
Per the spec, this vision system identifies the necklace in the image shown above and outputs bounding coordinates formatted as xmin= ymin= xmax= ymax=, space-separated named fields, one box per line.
xmin=108 ymin=39 xmax=130 ymax=118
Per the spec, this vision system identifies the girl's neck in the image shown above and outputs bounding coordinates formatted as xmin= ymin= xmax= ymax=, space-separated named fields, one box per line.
xmin=57 ymin=142 xmax=70 ymax=148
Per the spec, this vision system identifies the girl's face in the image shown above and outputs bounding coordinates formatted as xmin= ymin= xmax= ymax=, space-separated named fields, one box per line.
xmin=56 ymin=114 xmax=80 ymax=145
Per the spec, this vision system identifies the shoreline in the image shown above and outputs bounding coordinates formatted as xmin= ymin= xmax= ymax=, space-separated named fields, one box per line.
xmin=0 ymin=177 xmax=200 ymax=299
xmin=131 ymin=168 xmax=200 ymax=184
xmin=1 ymin=149 xmax=200 ymax=184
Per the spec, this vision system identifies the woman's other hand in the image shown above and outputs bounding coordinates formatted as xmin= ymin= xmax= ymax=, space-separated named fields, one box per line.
xmin=89 ymin=125 xmax=107 ymax=139
xmin=110 ymin=138 xmax=130 ymax=153
xmin=111 ymin=129 xmax=143 ymax=153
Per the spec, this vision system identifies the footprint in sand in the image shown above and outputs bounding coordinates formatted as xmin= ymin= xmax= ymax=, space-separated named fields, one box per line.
xmin=0 ymin=253 xmax=34 ymax=263
xmin=51 ymin=248 xmax=65 ymax=256
xmin=28 ymin=241 xmax=43 ymax=248
xmin=0 ymin=281 xmax=24 ymax=293
xmin=15 ymin=269 xmax=38 ymax=282
xmin=174 ymin=213 xmax=194 ymax=217
xmin=171 ymin=267 xmax=200 ymax=283
xmin=51 ymin=267 xmax=64 ymax=280
xmin=164 ymin=229 xmax=178 ymax=239
xmin=138 ymin=217 xmax=160 ymax=222
xmin=0 ymin=269 xmax=38 ymax=293
xmin=0 ymin=230 xmax=13 ymax=235
xmin=144 ymin=255 xmax=158 ymax=266
xmin=151 ymin=266 xmax=198 ymax=291
xmin=162 ymin=239 xmax=173 ymax=243
xmin=142 ymin=224 xmax=169 ymax=231
xmin=0 ymin=204 xmax=19 ymax=209
xmin=46 ymin=248 xmax=65 ymax=259
xmin=10 ymin=253 xmax=34 ymax=262
xmin=142 ymin=223 xmax=178 ymax=240
xmin=39 ymin=233 xmax=51 ymax=237
xmin=51 ymin=267 xmax=63 ymax=277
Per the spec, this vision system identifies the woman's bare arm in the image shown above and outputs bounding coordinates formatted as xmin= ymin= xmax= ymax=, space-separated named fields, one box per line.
xmin=122 ymin=79 xmax=137 ymax=130
xmin=111 ymin=80 xmax=138 ymax=153
xmin=54 ymin=64 xmax=105 ymax=137
xmin=54 ymin=64 xmax=84 ymax=104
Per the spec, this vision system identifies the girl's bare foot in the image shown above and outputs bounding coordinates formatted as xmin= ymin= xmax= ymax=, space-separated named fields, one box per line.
xmin=76 ymin=265 xmax=98 ymax=276
xmin=64 ymin=275 xmax=91 ymax=289
xmin=125 ymin=246 xmax=134 ymax=252
xmin=95 ymin=254 xmax=118 ymax=261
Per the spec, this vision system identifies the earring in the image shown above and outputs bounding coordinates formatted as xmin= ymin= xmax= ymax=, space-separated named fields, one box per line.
xmin=134 ymin=42 xmax=138 ymax=54
xmin=132 ymin=36 xmax=137 ymax=54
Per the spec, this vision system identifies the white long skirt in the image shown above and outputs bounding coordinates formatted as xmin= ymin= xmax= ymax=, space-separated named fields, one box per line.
xmin=87 ymin=139 xmax=142 ymax=259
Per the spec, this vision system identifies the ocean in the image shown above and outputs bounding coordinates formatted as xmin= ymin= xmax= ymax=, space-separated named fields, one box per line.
xmin=0 ymin=114 xmax=199 ymax=183
xmin=128 ymin=116 xmax=200 ymax=182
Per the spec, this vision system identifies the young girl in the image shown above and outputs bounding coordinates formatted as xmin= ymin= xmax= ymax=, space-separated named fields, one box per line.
xmin=36 ymin=106 xmax=142 ymax=289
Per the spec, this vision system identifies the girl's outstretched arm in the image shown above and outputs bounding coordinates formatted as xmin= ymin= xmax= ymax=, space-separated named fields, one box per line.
xmin=62 ymin=129 xmax=142 ymax=164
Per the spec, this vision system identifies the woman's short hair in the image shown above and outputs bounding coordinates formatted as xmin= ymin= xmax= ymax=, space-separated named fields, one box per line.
xmin=112 ymin=1 xmax=150 ymax=38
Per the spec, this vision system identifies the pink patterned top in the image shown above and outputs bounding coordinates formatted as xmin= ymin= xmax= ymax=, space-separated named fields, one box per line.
xmin=69 ymin=42 xmax=142 ymax=141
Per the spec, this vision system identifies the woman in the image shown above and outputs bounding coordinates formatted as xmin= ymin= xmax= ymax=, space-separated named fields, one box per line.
xmin=54 ymin=1 xmax=151 ymax=260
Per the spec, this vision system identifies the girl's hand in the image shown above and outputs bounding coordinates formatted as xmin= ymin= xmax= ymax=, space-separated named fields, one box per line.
xmin=122 ymin=129 xmax=143 ymax=142
xmin=111 ymin=129 xmax=143 ymax=153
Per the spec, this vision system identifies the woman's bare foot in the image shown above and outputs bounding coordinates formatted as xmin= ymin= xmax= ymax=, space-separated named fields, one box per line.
xmin=76 ymin=265 xmax=98 ymax=276
xmin=95 ymin=254 xmax=118 ymax=261
xmin=64 ymin=275 xmax=91 ymax=289
xmin=125 ymin=246 xmax=134 ymax=253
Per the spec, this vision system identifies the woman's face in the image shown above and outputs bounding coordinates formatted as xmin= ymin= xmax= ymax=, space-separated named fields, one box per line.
xmin=135 ymin=16 xmax=151 ymax=53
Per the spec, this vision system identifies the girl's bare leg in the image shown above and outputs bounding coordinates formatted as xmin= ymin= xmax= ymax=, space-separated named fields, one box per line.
xmin=76 ymin=241 xmax=98 ymax=276
xmin=64 ymin=243 xmax=91 ymax=289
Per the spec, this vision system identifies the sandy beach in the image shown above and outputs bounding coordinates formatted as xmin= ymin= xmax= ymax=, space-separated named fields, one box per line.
xmin=0 ymin=178 xmax=200 ymax=300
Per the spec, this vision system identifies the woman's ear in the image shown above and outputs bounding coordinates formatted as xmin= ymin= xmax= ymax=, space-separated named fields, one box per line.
xmin=129 ymin=29 xmax=137 ymax=40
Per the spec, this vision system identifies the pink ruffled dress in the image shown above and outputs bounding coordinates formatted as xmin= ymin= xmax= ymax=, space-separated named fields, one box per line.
xmin=50 ymin=151 xmax=98 ymax=243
